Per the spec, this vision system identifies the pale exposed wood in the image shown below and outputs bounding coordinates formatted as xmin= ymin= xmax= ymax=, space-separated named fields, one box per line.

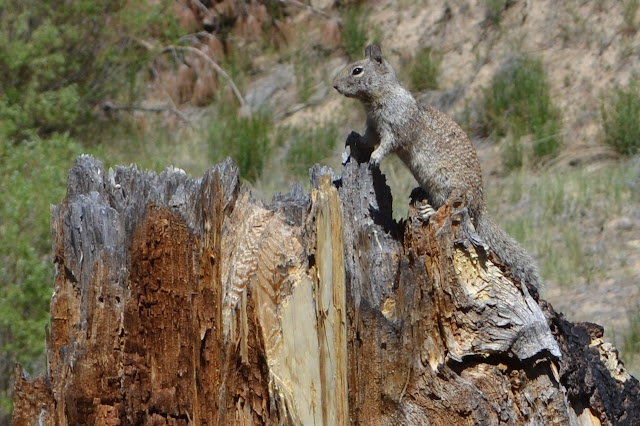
xmin=11 ymin=151 xmax=640 ymax=425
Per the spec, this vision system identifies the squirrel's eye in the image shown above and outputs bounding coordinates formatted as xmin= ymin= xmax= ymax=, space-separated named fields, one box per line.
xmin=352 ymin=67 xmax=363 ymax=76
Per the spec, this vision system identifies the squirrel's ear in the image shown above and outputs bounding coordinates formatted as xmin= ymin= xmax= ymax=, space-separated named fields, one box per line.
xmin=365 ymin=44 xmax=383 ymax=64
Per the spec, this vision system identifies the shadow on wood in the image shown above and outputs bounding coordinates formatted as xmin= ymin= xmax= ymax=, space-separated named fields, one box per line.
xmin=12 ymin=152 xmax=640 ymax=425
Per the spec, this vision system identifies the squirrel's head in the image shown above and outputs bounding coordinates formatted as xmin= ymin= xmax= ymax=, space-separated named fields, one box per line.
xmin=333 ymin=44 xmax=399 ymax=103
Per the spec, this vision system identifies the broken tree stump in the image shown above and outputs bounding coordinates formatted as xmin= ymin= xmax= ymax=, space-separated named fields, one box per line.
xmin=11 ymin=152 xmax=640 ymax=425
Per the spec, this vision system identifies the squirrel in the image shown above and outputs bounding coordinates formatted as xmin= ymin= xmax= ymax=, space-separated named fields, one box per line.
xmin=333 ymin=44 xmax=541 ymax=290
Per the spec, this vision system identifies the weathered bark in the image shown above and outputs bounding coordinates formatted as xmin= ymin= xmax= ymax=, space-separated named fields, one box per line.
xmin=12 ymin=151 xmax=640 ymax=425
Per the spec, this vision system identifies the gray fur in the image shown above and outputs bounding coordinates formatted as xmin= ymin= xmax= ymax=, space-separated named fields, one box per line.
xmin=333 ymin=44 xmax=541 ymax=289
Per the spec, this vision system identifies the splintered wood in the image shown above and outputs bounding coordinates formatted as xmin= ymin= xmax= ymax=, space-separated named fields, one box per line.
xmin=407 ymin=201 xmax=561 ymax=362
xmin=11 ymin=155 xmax=640 ymax=425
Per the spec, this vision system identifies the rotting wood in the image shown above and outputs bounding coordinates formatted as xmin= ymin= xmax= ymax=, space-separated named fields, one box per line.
xmin=11 ymin=150 xmax=640 ymax=425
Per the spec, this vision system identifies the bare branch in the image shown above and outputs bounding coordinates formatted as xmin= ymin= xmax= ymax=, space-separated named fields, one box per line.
xmin=163 ymin=45 xmax=246 ymax=108
xmin=101 ymin=101 xmax=191 ymax=123
xmin=177 ymin=31 xmax=217 ymax=45
xmin=131 ymin=37 xmax=246 ymax=110
xmin=189 ymin=0 xmax=215 ymax=20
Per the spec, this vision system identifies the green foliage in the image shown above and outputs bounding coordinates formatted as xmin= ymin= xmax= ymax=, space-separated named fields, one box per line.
xmin=601 ymin=79 xmax=640 ymax=156
xmin=484 ymin=0 xmax=508 ymax=25
xmin=480 ymin=55 xmax=562 ymax=170
xmin=208 ymin=107 xmax=273 ymax=182
xmin=219 ymin=48 xmax=256 ymax=95
xmin=285 ymin=121 xmax=341 ymax=177
xmin=341 ymin=5 xmax=369 ymax=59
xmin=624 ymin=305 xmax=640 ymax=375
xmin=0 ymin=134 xmax=93 ymax=414
xmin=407 ymin=47 xmax=441 ymax=92
xmin=294 ymin=51 xmax=316 ymax=103
xmin=623 ymin=0 xmax=640 ymax=34
xmin=500 ymin=136 xmax=524 ymax=170
xmin=0 ymin=1 xmax=179 ymax=141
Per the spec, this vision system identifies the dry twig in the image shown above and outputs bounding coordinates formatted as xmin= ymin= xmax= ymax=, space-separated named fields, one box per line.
xmin=101 ymin=101 xmax=191 ymax=123
xmin=163 ymin=45 xmax=246 ymax=108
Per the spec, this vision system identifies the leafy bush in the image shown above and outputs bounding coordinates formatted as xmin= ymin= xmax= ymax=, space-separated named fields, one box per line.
xmin=601 ymin=79 xmax=640 ymax=156
xmin=407 ymin=47 xmax=441 ymax=92
xmin=484 ymin=0 xmax=509 ymax=25
xmin=208 ymin=106 xmax=273 ymax=182
xmin=0 ymin=1 xmax=180 ymax=141
xmin=480 ymin=55 xmax=562 ymax=170
xmin=0 ymin=134 xmax=93 ymax=416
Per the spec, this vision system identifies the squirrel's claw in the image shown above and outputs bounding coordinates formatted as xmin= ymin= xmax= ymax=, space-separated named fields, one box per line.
xmin=417 ymin=202 xmax=436 ymax=222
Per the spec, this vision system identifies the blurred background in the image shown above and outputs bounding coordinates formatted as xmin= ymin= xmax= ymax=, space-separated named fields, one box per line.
xmin=2 ymin=0 xmax=640 ymax=420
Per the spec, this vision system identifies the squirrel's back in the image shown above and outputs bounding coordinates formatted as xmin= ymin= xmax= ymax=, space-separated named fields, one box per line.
xmin=405 ymin=105 xmax=485 ymax=213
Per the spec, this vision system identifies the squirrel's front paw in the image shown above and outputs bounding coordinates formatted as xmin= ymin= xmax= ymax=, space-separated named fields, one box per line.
xmin=345 ymin=131 xmax=362 ymax=147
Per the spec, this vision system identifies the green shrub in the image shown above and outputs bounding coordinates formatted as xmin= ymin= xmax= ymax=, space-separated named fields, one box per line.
xmin=0 ymin=134 xmax=94 ymax=416
xmin=484 ymin=0 xmax=508 ymax=25
xmin=601 ymin=79 xmax=640 ymax=156
xmin=0 ymin=1 xmax=179 ymax=141
xmin=484 ymin=0 xmax=518 ymax=26
xmin=341 ymin=5 xmax=369 ymax=59
xmin=219 ymin=47 xmax=256 ymax=95
xmin=294 ymin=51 xmax=316 ymax=103
xmin=285 ymin=121 xmax=341 ymax=177
xmin=500 ymin=136 xmax=524 ymax=170
xmin=208 ymin=106 xmax=273 ymax=182
xmin=624 ymin=305 xmax=640 ymax=375
xmin=480 ymin=55 xmax=562 ymax=170
xmin=407 ymin=47 xmax=441 ymax=92
xmin=623 ymin=0 xmax=640 ymax=34
xmin=0 ymin=2 xmax=181 ymax=418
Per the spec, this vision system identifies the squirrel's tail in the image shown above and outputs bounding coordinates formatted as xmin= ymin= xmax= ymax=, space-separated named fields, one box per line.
xmin=475 ymin=209 xmax=542 ymax=290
